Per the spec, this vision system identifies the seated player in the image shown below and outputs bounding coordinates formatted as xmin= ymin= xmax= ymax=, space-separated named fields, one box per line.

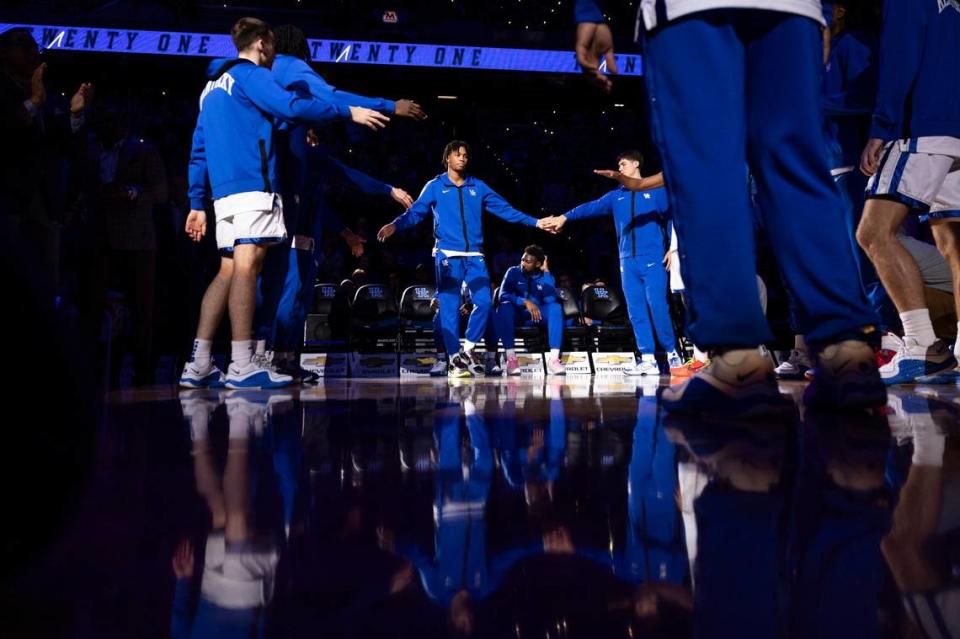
xmin=493 ymin=246 xmax=566 ymax=376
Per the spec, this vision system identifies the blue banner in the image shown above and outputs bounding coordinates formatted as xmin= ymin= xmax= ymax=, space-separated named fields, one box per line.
xmin=0 ymin=23 xmax=642 ymax=76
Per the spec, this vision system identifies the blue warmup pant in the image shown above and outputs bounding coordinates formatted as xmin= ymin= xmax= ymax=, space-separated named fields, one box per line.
xmin=494 ymin=301 xmax=563 ymax=350
xmin=433 ymin=306 xmax=496 ymax=354
xmin=621 ymin=255 xmax=676 ymax=354
xmin=643 ymin=11 xmax=877 ymax=349
xmin=434 ymin=254 xmax=492 ymax=355
xmin=257 ymin=195 xmax=331 ymax=352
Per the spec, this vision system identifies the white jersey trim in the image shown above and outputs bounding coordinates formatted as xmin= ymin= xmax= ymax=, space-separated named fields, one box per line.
xmin=640 ymin=0 xmax=825 ymax=30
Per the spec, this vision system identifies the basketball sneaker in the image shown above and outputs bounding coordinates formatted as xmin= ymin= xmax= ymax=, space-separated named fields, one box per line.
xmin=224 ymin=359 xmax=294 ymax=389
xmin=661 ymin=347 xmax=790 ymax=418
xmin=179 ymin=360 xmax=225 ymax=388
xmin=879 ymin=337 xmax=956 ymax=385
xmin=803 ymin=339 xmax=886 ymax=409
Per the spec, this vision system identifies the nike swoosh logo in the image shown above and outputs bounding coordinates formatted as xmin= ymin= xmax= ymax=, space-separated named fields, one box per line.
xmin=736 ymin=368 xmax=759 ymax=383
xmin=442 ymin=189 xmax=451 ymax=194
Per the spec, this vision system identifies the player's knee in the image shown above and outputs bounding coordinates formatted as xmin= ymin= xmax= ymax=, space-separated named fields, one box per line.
xmin=855 ymin=218 xmax=889 ymax=254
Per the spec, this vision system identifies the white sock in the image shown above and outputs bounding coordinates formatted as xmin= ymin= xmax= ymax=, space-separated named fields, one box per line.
xmin=192 ymin=338 xmax=212 ymax=367
xmin=693 ymin=346 xmax=709 ymax=363
xmin=506 ymin=348 xmax=516 ymax=358
xmin=232 ymin=340 xmax=253 ymax=367
xmin=463 ymin=341 xmax=476 ymax=353
xmin=549 ymin=349 xmax=560 ymax=360
xmin=900 ymin=309 xmax=936 ymax=347
xmin=254 ymin=339 xmax=267 ymax=356
xmin=793 ymin=335 xmax=808 ymax=353
xmin=437 ymin=352 xmax=447 ymax=361
xmin=641 ymin=353 xmax=656 ymax=363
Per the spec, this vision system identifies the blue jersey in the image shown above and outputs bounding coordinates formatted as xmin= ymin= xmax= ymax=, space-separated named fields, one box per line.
xmin=391 ymin=173 xmax=537 ymax=253
xmin=563 ymin=185 xmax=670 ymax=259
xmin=498 ymin=266 xmax=558 ymax=307
xmin=187 ymin=58 xmax=349 ymax=209
xmin=871 ymin=0 xmax=960 ymax=141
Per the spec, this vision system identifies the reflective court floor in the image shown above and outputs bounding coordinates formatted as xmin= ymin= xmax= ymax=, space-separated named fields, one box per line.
xmin=4 ymin=377 xmax=960 ymax=638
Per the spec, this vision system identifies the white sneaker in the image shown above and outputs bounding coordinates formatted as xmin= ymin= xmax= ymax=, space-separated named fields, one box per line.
xmin=179 ymin=360 xmax=225 ymax=388
xmin=546 ymin=357 xmax=566 ymax=376
xmin=880 ymin=337 xmax=956 ymax=385
xmin=774 ymin=349 xmax=813 ymax=380
xmin=625 ymin=357 xmax=660 ymax=376
xmin=225 ymin=359 xmax=294 ymax=389
xmin=429 ymin=358 xmax=449 ymax=377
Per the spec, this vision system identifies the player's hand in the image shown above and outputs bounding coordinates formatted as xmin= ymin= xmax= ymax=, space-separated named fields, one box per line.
xmin=306 ymin=128 xmax=320 ymax=147
xmin=539 ymin=215 xmax=566 ymax=234
xmin=70 ymin=82 xmax=94 ymax=114
xmin=860 ymin=138 xmax=885 ymax=177
xmin=390 ymin=562 xmax=415 ymax=593
xmin=460 ymin=304 xmax=471 ymax=317
xmin=394 ymin=99 xmax=427 ymax=120
xmin=541 ymin=255 xmax=550 ymax=272
xmin=575 ymin=23 xmax=617 ymax=93
xmin=429 ymin=298 xmax=439 ymax=312
xmin=343 ymin=230 xmax=366 ymax=257
xmin=349 ymin=106 xmax=390 ymax=131
xmin=171 ymin=538 xmax=194 ymax=579
xmin=185 ymin=209 xmax=207 ymax=242
xmin=663 ymin=250 xmax=674 ymax=270
xmin=30 ymin=63 xmax=47 ymax=107
xmin=536 ymin=216 xmax=559 ymax=234
xmin=390 ymin=187 xmax=414 ymax=209
xmin=525 ymin=300 xmax=542 ymax=323
xmin=377 ymin=223 xmax=397 ymax=242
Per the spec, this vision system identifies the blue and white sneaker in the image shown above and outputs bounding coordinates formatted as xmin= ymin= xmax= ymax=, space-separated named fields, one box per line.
xmin=879 ymin=337 xmax=956 ymax=385
xmin=179 ymin=360 xmax=225 ymax=388
xmin=429 ymin=358 xmax=449 ymax=377
xmin=625 ymin=357 xmax=659 ymax=376
xmin=803 ymin=340 xmax=886 ymax=410
xmin=224 ymin=359 xmax=294 ymax=389
xmin=661 ymin=347 xmax=791 ymax=418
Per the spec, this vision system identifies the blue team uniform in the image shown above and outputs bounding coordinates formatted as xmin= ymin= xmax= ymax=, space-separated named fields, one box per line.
xmin=390 ymin=174 xmax=538 ymax=355
xmin=563 ymin=186 xmax=675 ymax=354
xmin=494 ymin=266 xmax=563 ymax=351
xmin=255 ymin=55 xmax=396 ymax=352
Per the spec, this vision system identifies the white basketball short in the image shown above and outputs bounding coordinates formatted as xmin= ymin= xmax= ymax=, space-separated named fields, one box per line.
xmin=213 ymin=191 xmax=287 ymax=254
xmin=866 ymin=136 xmax=960 ymax=220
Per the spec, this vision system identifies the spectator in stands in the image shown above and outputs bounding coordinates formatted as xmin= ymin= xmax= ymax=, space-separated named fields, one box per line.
xmin=0 ymin=28 xmax=91 ymax=291
xmin=78 ymin=101 xmax=168 ymax=384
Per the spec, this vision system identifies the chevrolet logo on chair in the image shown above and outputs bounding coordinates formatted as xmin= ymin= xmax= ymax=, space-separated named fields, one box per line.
xmin=593 ymin=354 xmax=635 ymax=365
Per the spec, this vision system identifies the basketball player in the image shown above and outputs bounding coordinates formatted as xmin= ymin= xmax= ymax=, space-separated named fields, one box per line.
xmin=377 ymin=141 xmax=555 ymax=377
xmin=180 ymin=17 xmax=389 ymax=388
xmin=856 ymin=0 xmax=960 ymax=385
xmin=543 ymin=150 xmax=681 ymax=376
xmin=575 ymin=0 xmax=885 ymax=416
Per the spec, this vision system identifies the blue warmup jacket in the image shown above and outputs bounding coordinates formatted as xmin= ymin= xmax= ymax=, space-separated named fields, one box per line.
xmin=563 ymin=186 xmax=670 ymax=259
xmin=271 ymin=54 xmax=395 ymax=114
xmin=822 ymin=29 xmax=878 ymax=168
xmin=871 ymin=0 xmax=960 ymax=141
xmin=187 ymin=57 xmax=350 ymax=209
xmin=498 ymin=266 xmax=558 ymax=307
xmin=391 ymin=174 xmax=538 ymax=253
